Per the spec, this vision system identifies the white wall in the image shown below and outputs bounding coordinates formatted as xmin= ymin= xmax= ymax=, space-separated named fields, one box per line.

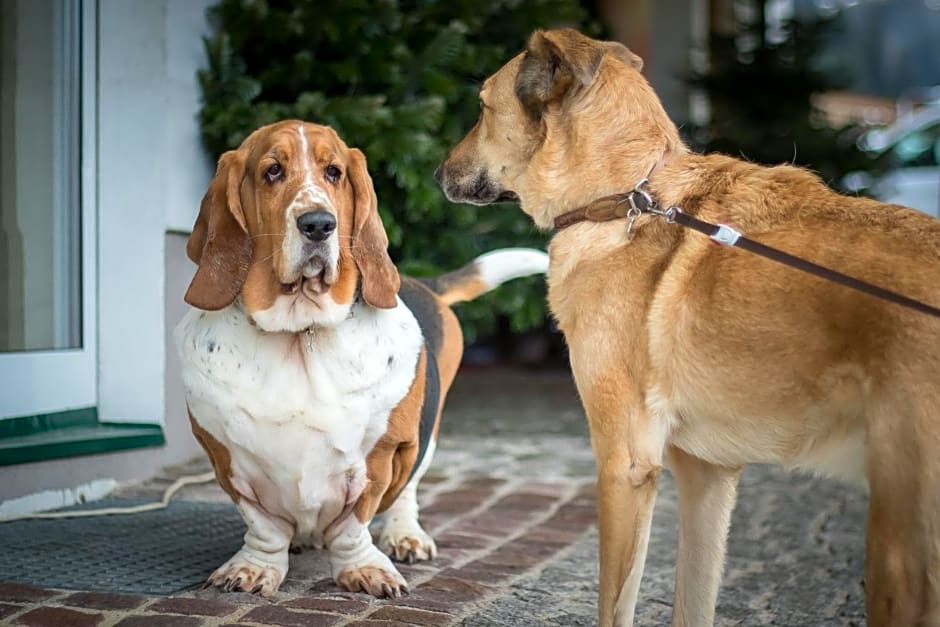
xmin=97 ymin=0 xmax=214 ymax=425
xmin=165 ymin=0 xmax=216 ymax=234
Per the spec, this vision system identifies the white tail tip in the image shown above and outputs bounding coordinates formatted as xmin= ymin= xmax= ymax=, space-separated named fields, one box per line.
xmin=475 ymin=248 xmax=549 ymax=289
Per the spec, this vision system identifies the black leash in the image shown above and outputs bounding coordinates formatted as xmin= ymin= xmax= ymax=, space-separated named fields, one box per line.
xmin=553 ymin=180 xmax=940 ymax=320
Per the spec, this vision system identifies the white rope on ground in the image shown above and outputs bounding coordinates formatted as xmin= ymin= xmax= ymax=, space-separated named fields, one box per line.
xmin=0 ymin=471 xmax=217 ymax=523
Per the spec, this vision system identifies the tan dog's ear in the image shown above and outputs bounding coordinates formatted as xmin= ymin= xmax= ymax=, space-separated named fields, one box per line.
xmin=184 ymin=150 xmax=251 ymax=311
xmin=515 ymin=28 xmax=642 ymax=118
xmin=603 ymin=41 xmax=644 ymax=72
xmin=347 ymin=148 xmax=400 ymax=309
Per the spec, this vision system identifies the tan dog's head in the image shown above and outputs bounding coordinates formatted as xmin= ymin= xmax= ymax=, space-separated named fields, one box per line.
xmin=184 ymin=120 xmax=399 ymax=332
xmin=437 ymin=28 xmax=683 ymax=228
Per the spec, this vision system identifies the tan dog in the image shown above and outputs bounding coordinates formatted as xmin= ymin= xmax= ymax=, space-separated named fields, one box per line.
xmin=437 ymin=28 xmax=940 ymax=627
xmin=176 ymin=120 xmax=547 ymax=597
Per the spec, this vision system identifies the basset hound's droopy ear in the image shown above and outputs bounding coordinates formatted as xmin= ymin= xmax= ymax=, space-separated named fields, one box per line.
xmin=347 ymin=148 xmax=400 ymax=309
xmin=184 ymin=150 xmax=251 ymax=311
xmin=515 ymin=28 xmax=643 ymax=120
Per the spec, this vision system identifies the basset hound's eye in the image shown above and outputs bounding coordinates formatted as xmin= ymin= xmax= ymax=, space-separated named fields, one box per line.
xmin=324 ymin=164 xmax=342 ymax=185
xmin=264 ymin=162 xmax=283 ymax=183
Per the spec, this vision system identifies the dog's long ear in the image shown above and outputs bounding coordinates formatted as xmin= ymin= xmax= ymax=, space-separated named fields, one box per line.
xmin=515 ymin=28 xmax=643 ymax=119
xmin=347 ymin=148 xmax=400 ymax=309
xmin=184 ymin=150 xmax=251 ymax=311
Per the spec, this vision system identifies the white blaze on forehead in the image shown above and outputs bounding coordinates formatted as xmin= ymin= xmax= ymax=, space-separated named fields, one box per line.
xmin=280 ymin=123 xmax=339 ymax=282
xmin=289 ymin=122 xmax=333 ymax=212
xmin=298 ymin=122 xmax=313 ymax=184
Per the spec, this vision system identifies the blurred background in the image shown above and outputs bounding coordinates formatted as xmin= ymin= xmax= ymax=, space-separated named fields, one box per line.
xmin=1 ymin=0 xmax=939 ymax=503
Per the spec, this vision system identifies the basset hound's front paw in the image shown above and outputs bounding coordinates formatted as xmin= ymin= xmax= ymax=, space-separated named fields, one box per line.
xmin=207 ymin=551 xmax=286 ymax=597
xmin=379 ymin=523 xmax=438 ymax=564
xmin=337 ymin=563 xmax=408 ymax=598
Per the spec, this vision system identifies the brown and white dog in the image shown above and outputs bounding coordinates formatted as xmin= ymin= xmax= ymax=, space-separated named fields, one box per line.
xmin=175 ymin=120 xmax=547 ymax=597
xmin=437 ymin=28 xmax=940 ymax=627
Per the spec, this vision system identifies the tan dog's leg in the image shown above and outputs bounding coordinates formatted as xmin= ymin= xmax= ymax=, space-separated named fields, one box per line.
xmin=668 ymin=446 xmax=741 ymax=627
xmin=865 ymin=399 xmax=940 ymax=627
xmin=209 ymin=498 xmax=293 ymax=596
xmin=379 ymin=438 xmax=438 ymax=563
xmin=587 ymin=400 xmax=663 ymax=627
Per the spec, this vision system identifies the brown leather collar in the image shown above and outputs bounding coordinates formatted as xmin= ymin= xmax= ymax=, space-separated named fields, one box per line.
xmin=553 ymin=186 xmax=657 ymax=231
xmin=553 ymin=194 xmax=629 ymax=230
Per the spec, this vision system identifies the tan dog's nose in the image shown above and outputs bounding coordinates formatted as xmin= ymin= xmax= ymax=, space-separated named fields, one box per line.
xmin=297 ymin=211 xmax=336 ymax=242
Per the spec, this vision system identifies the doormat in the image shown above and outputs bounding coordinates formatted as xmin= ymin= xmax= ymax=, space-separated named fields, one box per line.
xmin=0 ymin=499 xmax=245 ymax=595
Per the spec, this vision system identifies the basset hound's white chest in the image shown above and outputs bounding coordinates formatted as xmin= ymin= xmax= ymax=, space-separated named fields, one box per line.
xmin=174 ymin=298 xmax=422 ymax=533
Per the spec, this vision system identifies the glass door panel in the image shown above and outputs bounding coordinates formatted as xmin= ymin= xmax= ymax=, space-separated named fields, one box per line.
xmin=0 ymin=0 xmax=95 ymax=419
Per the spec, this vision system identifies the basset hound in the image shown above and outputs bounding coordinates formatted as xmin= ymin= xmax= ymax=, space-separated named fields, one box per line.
xmin=174 ymin=120 xmax=548 ymax=598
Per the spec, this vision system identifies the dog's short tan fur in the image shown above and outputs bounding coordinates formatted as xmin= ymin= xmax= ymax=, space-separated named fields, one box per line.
xmin=438 ymin=28 xmax=940 ymax=627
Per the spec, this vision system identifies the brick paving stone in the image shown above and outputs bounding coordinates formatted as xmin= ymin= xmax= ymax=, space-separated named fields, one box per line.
xmin=519 ymin=482 xmax=569 ymax=496
xmin=413 ymin=575 xmax=492 ymax=604
xmin=367 ymin=605 xmax=453 ymax=626
xmin=433 ymin=532 xmax=492 ymax=551
xmin=60 ymin=592 xmax=148 ymax=611
xmin=0 ymin=603 xmax=22 ymax=619
xmin=241 ymin=605 xmax=342 ymax=626
xmin=394 ymin=598 xmax=461 ymax=615
xmin=575 ymin=483 xmax=597 ymax=498
xmin=148 ymin=597 xmax=240 ymax=617
xmin=418 ymin=475 xmax=448 ymax=485
xmin=437 ymin=565 xmax=515 ymax=585
xmin=418 ymin=549 xmax=474 ymax=570
xmin=113 ymin=616 xmax=204 ymax=627
xmin=0 ymin=583 xmax=57 ymax=603
xmin=417 ymin=512 xmax=452 ymax=532
xmin=540 ymin=507 xmax=595 ymax=532
xmin=524 ymin=525 xmax=584 ymax=547
xmin=280 ymin=596 xmax=372 ymax=614
xmin=346 ymin=621 xmax=406 ymax=627
xmin=473 ymin=551 xmax=542 ymax=572
xmin=450 ymin=512 xmax=533 ymax=537
xmin=459 ymin=478 xmax=506 ymax=490
xmin=489 ymin=492 xmax=560 ymax=512
xmin=421 ymin=492 xmax=492 ymax=517
xmin=498 ymin=539 xmax=568 ymax=561
xmin=459 ymin=559 xmax=529 ymax=579
xmin=15 ymin=606 xmax=103 ymax=627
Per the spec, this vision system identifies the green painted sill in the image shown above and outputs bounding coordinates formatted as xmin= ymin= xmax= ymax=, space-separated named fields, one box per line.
xmin=0 ymin=407 xmax=165 ymax=466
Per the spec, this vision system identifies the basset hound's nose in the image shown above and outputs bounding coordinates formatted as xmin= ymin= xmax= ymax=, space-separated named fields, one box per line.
xmin=297 ymin=210 xmax=336 ymax=242
xmin=433 ymin=164 xmax=443 ymax=184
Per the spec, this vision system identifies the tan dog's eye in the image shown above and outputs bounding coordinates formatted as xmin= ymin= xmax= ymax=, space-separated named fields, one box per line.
xmin=265 ymin=163 xmax=283 ymax=183
xmin=324 ymin=164 xmax=342 ymax=185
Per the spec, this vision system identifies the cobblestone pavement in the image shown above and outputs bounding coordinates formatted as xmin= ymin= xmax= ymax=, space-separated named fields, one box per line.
xmin=0 ymin=368 xmax=869 ymax=626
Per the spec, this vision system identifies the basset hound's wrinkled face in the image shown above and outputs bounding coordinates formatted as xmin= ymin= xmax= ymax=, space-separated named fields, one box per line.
xmin=184 ymin=120 xmax=400 ymax=332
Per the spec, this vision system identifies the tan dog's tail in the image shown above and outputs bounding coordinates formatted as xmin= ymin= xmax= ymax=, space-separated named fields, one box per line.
xmin=422 ymin=248 xmax=549 ymax=305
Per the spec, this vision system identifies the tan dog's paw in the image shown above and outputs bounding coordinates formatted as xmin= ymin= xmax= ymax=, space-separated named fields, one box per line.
xmin=337 ymin=564 xmax=408 ymax=598
xmin=208 ymin=560 xmax=285 ymax=596
xmin=379 ymin=525 xmax=438 ymax=564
